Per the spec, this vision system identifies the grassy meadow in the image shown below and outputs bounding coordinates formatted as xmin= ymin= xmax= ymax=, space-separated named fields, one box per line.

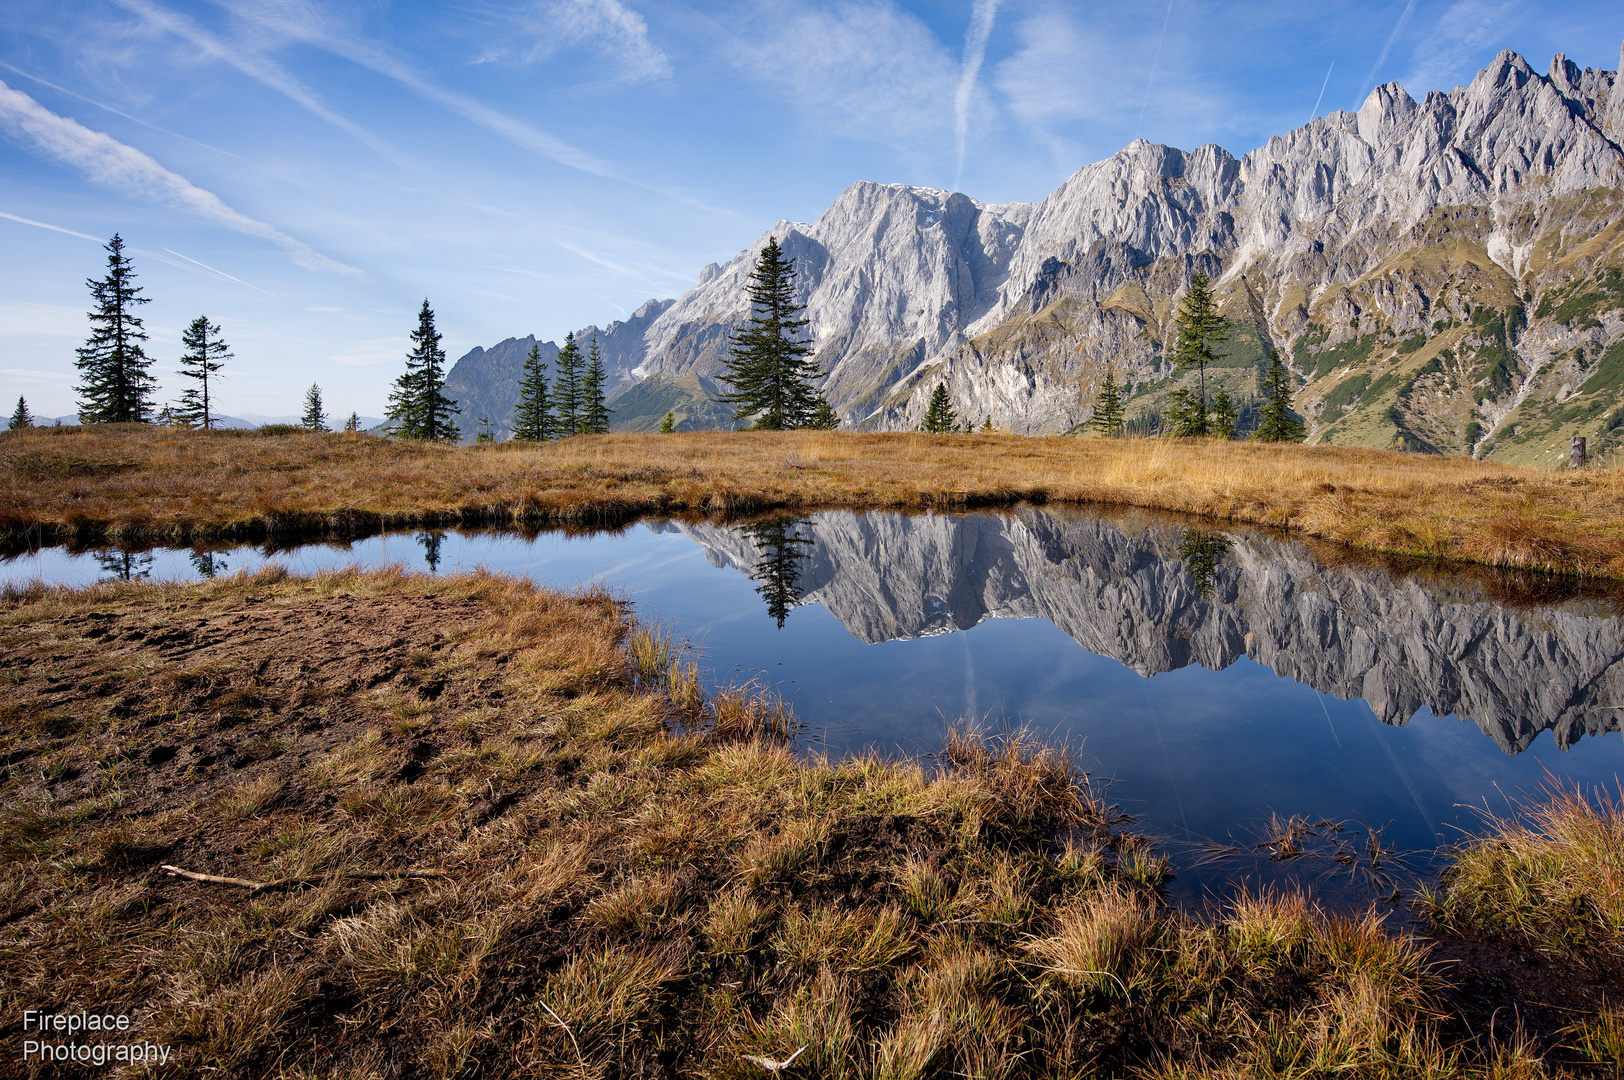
xmin=2 ymin=568 xmax=1622 ymax=1077
xmin=4 ymin=423 xmax=1624 ymax=577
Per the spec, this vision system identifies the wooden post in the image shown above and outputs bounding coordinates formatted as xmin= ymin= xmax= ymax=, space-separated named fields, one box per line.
xmin=1570 ymin=435 xmax=1587 ymax=470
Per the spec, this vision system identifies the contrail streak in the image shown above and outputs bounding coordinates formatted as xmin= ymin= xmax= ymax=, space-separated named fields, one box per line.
xmin=1359 ymin=0 xmax=1417 ymax=104
xmin=954 ymin=0 xmax=1002 ymax=190
xmin=1134 ymin=0 xmax=1176 ymax=141
xmin=1307 ymin=60 xmax=1335 ymax=125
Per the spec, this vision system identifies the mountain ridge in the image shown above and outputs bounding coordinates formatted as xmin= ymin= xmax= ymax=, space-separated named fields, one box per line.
xmin=445 ymin=42 xmax=1624 ymax=460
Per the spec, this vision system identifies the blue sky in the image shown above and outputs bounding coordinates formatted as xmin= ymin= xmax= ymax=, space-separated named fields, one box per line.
xmin=2 ymin=0 xmax=1621 ymax=421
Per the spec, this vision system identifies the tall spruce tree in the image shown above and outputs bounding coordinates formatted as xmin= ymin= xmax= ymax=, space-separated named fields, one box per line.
xmin=76 ymin=234 xmax=155 ymax=423
xmin=716 ymin=237 xmax=821 ymax=429
xmin=9 ymin=396 xmax=33 ymax=430
xmin=302 ymin=383 xmax=329 ymax=431
xmin=1170 ymin=271 xmax=1230 ymax=437
xmin=385 ymin=300 xmax=460 ymax=441
xmin=920 ymin=382 xmax=960 ymax=433
xmin=1253 ymin=352 xmax=1306 ymax=443
xmin=553 ymin=332 xmax=583 ymax=435
xmin=175 ymin=315 xmax=230 ymax=430
xmin=579 ymin=336 xmax=611 ymax=434
xmin=513 ymin=341 xmax=554 ymax=441
xmin=1090 ymin=371 xmax=1125 ymax=436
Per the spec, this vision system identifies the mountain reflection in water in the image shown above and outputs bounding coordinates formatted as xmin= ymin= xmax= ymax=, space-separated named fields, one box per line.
xmin=675 ymin=507 xmax=1624 ymax=756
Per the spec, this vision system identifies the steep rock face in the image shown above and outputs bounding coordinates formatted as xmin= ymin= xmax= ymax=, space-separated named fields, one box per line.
xmin=635 ymin=182 xmax=1032 ymax=414
xmin=448 ymin=43 xmax=1624 ymax=456
xmin=671 ymin=509 xmax=1624 ymax=754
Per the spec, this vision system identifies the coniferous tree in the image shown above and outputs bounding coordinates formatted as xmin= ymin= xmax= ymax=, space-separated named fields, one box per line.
xmin=807 ymin=398 xmax=839 ymax=430
xmin=385 ymin=300 xmax=460 ymax=441
xmin=1170 ymin=271 xmax=1230 ymax=437
xmin=920 ymin=382 xmax=959 ymax=433
xmin=658 ymin=411 xmax=676 ymax=433
xmin=1090 ymin=371 xmax=1125 ymax=437
xmin=743 ymin=517 xmax=813 ymax=628
xmin=9 ymin=396 xmax=33 ymax=430
xmin=579 ymin=336 xmax=611 ymax=434
xmin=76 ymin=234 xmax=155 ymax=423
xmin=513 ymin=342 xmax=554 ymax=441
xmin=553 ymin=332 xmax=583 ymax=436
xmin=344 ymin=412 xmax=360 ymax=434
xmin=175 ymin=315 xmax=230 ymax=429
xmin=716 ymin=237 xmax=821 ymax=429
xmin=1254 ymin=352 xmax=1306 ymax=443
xmin=1212 ymin=388 xmax=1238 ymax=440
xmin=302 ymin=383 xmax=329 ymax=431
xmin=979 ymin=415 xmax=995 ymax=434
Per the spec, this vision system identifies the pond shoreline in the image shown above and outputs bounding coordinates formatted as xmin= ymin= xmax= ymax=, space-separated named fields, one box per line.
xmin=3 ymin=567 xmax=1620 ymax=1075
xmin=5 ymin=425 xmax=1624 ymax=579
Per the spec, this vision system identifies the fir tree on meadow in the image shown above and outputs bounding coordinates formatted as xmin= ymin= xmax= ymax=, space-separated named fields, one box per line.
xmin=579 ymin=336 xmax=611 ymax=434
xmin=302 ymin=383 xmax=329 ymax=432
xmin=513 ymin=341 xmax=554 ymax=441
xmin=1253 ymin=352 xmax=1307 ymax=443
xmin=9 ymin=396 xmax=33 ymax=430
xmin=920 ymin=382 xmax=960 ymax=433
xmin=807 ymin=398 xmax=839 ymax=430
xmin=979 ymin=415 xmax=995 ymax=433
xmin=1090 ymin=371 xmax=1125 ymax=437
xmin=1212 ymin=388 xmax=1238 ymax=440
xmin=344 ymin=412 xmax=360 ymax=434
xmin=1169 ymin=271 xmax=1230 ymax=437
xmin=658 ymin=411 xmax=676 ymax=433
xmin=76 ymin=234 xmax=155 ymax=424
xmin=553 ymin=332 xmax=583 ymax=436
xmin=716 ymin=237 xmax=821 ymax=429
xmin=174 ymin=315 xmax=230 ymax=430
xmin=385 ymin=300 xmax=459 ymax=442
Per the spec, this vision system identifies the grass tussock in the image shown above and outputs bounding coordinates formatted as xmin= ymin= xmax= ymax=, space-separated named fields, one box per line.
xmin=1 ymin=567 xmax=1620 ymax=1077
xmin=5 ymin=424 xmax=1624 ymax=577
xmin=1425 ymin=782 xmax=1624 ymax=957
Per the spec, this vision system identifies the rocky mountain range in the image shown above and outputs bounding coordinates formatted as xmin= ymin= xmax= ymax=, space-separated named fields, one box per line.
xmin=665 ymin=507 xmax=1624 ymax=756
xmin=446 ymin=41 xmax=1624 ymax=463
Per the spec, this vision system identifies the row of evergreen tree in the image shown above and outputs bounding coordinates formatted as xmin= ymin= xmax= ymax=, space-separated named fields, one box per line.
xmin=15 ymin=233 xmax=1303 ymax=444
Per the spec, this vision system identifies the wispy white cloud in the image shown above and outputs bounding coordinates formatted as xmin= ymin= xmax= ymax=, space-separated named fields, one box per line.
xmin=0 ymin=78 xmax=365 ymax=277
xmin=1401 ymin=0 xmax=1521 ymax=96
xmin=481 ymin=0 xmax=672 ymax=82
xmin=1359 ymin=0 xmax=1419 ymax=101
xmin=0 ymin=59 xmax=243 ymax=158
xmin=731 ymin=2 xmax=960 ymax=151
xmin=109 ymin=0 xmax=405 ymax=167
xmin=954 ymin=0 xmax=1002 ymax=187
xmin=0 ymin=208 xmax=102 ymax=242
xmin=213 ymin=0 xmax=622 ymax=179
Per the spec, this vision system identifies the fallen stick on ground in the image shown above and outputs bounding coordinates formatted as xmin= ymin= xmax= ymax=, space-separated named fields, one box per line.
xmin=161 ymin=864 xmax=450 ymax=894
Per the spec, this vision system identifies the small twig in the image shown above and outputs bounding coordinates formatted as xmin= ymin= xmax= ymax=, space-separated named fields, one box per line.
xmin=742 ymin=1045 xmax=807 ymax=1073
xmin=538 ymin=998 xmax=586 ymax=1074
xmin=161 ymin=865 xmax=449 ymax=895
xmin=935 ymin=915 xmax=1020 ymax=928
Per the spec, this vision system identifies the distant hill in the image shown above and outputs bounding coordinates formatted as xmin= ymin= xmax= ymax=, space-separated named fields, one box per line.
xmin=606 ymin=372 xmax=736 ymax=433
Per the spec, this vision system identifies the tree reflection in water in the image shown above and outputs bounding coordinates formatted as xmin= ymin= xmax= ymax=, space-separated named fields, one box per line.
xmin=1177 ymin=529 xmax=1232 ymax=596
xmin=740 ymin=517 xmax=813 ymax=628
xmin=95 ymin=550 xmax=154 ymax=581
xmin=189 ymin=550 xmax=228 ymax=579
xmin=417 ymin=531 xmax=444 ymax=573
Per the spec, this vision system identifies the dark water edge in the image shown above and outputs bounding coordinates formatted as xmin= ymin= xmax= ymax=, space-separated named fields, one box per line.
xmin=6 ymin=504 xmax=1623 ymax=915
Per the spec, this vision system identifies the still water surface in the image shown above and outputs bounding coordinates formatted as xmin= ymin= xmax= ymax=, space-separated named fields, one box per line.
xmin=9 ymin=506 xmax=1623 ymax=905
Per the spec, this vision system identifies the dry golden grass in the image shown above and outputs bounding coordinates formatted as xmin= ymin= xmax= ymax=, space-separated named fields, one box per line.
xmin=6 ymin=423 xmax=1624 ymax=577
xmin=1 ymin=567 xmax=1619 ymax=1077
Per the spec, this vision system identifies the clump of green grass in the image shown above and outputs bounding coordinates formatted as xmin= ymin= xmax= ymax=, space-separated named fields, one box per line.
xmin=1425 ymin=782 xmax=1624 ymax=955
